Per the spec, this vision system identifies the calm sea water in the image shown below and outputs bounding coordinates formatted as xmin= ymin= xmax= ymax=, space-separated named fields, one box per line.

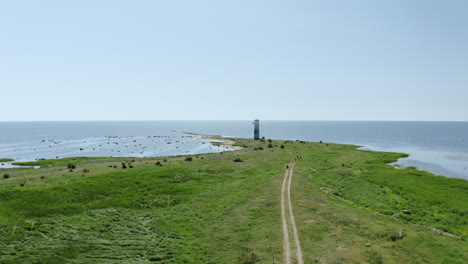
xmin=1 ymin=121 xmax=467 ymax=180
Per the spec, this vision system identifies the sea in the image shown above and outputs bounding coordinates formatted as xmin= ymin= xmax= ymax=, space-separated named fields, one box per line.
xmin=1 ymin=121 xmax=467 ymax=180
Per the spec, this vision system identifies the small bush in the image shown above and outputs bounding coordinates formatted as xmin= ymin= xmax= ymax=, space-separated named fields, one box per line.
xmin=156 ymin=161 xmax=161 ymax=166
xmin=67 ymin=163 xmax=76 ymax=169
xmin=122 ymin=163 xmax=127 ymax=169
xmin=280 ymin=145 xmax=285 ymax=149
xmin=234 ymin=158 xmax=243 ymax=162
xmin=389 ymin=229 xmax=405 ymax=241
xmin=3 ymin=174 xmax=9 ymax=179
xmin=241 ymin=253 xmax=258 ymax=264
xmin=163 ymin=159 xmax=167 ymax=162
xmin=268 ymin=139 xmax=272 ymax=142
xmin=267 ymin=143 xmax=273 ymax=148
xmin=185 ymin=157 xmax=193 ymax=162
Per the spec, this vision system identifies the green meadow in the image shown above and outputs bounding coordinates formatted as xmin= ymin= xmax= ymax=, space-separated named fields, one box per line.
xmin=0 ymin=139 xmax=466 ymax=263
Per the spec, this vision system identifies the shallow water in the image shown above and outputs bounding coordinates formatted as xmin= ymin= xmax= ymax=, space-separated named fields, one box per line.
xmin=1 ymin=121 xmax=467 ymax=180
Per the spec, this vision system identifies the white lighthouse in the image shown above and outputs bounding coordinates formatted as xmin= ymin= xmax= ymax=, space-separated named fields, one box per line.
xmin=253 ymin=119 xmax=260 ymax=140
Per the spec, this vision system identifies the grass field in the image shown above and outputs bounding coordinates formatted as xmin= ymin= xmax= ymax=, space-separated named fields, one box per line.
xmin=0 ymin=159 xmax=14 ymax=163
xmin=0 ymin=139 xmax=466 ymax=263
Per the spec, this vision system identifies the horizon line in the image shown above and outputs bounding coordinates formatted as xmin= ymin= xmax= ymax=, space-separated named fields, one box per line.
xmin=1 ymin=120 xmax=467 ymax=122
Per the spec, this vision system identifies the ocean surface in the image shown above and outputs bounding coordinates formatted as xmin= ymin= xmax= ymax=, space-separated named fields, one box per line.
xmin=1 ymin=121 xmax=467 ymax=180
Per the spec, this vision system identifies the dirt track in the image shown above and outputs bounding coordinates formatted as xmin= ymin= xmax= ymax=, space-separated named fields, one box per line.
xmin=281 ymin=163 xmax=303 ymax=264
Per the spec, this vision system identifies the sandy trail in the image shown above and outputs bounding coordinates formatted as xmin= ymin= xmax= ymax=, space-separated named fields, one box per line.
xmin=281 ymin=164 xmax=292 ymax=264
xmin=281 ymin=163 xmax=303 ymax=264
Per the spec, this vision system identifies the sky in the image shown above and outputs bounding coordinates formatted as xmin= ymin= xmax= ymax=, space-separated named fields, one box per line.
xmin=1 ymin=0 xmax=467 ymax=121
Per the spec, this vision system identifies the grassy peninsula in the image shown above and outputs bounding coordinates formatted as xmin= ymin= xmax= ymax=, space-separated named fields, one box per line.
xmin=0 ymin=138 xmax=466 ymax=263
xmin=0 ymin=158 xmax=14 ymax=163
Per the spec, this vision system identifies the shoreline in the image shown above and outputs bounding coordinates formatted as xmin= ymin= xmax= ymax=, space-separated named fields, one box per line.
xmin=2 ymin=132 xmax=466 ymax=181
xmin=1 ymin=133 xmax=244 ymax=169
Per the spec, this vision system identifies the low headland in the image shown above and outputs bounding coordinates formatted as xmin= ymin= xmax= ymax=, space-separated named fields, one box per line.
xmin=0 ymin=137 xmax=466 ymax=263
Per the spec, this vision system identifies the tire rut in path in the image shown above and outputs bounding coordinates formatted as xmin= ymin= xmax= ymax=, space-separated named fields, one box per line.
xmin=281 ymin=163 xmax=303 ymax=264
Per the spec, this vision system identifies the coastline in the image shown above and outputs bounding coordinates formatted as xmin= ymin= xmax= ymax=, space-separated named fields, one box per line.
xmin=2 ymin=127 xmax=466 ymax=181
xmin=1 ymin=133 xmax=243 ymax=169
xmin=2 ymin=121 xmax=467 ymax=180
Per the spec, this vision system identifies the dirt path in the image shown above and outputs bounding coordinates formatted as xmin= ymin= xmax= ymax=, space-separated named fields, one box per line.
xmin=281 ymin=163 xmax=304 ymax=264
xmin=281 ymin=164 xmax=292 ymax=264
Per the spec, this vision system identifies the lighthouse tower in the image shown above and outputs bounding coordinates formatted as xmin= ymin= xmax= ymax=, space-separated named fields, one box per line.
xmin=253 ymin=119 xmax=260 ymax=140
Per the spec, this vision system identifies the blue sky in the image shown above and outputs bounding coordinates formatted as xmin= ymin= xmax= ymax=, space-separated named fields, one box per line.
xmin=1 ymin=0 xmax=467 ymax=121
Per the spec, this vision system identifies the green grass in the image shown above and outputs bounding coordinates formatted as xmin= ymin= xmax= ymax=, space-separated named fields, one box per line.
xmin=209 ymin=141 xmax=223 ymax=146
xmin=0 ymin=139 xmax=466 ymax=263
xmin=0 ymin=158 xmax=14 ymax=162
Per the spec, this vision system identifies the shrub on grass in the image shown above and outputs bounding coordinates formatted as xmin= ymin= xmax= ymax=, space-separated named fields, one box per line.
xmin=234 ymin=157 xmax=243 ymax=162
xmin=67 ymin=163 xmax=76 ymax=169
xmin=156 ymin=161 xmax=161 ymax=166
xmin=121 ymin=163 xmax=127 ymax=169
xmin=185 ymin=157 xmax=193 ymax=162
xmin=3 ymin=174 xmax=9 ymax=179
xmin=280 ymin=145 xmax=285 ymax=149
xmin=267 ymin=143 xmax=273 ymax=148
xmin=241 ymin=253 xmax=258 ymax=264
xmin=388 ymin=229 xmax=405 ymax=241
